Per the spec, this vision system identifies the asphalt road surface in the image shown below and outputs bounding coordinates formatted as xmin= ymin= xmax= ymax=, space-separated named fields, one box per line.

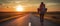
xmin=0 ymin=13 xmax=60 ymax=26
xmin=30 ymin=14 xmax=60 ymax=26
xmin=0 ymin=14 xmax=30 ymax=26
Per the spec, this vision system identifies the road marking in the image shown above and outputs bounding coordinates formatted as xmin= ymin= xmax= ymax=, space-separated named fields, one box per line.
xmin=29 ymin=22 xmax=31 ymax=26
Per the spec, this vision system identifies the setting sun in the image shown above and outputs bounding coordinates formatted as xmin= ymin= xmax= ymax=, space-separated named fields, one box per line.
xmin=16 ymin=5 xmax=24 ymax=11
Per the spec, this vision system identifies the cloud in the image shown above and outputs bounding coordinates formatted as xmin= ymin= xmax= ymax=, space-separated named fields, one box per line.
xmin=44 ymin=0 xmax=60 ymax=3
xmin=46 ymin=3 xmax=60 ymax=6
xmin=0 ymin=0 xmax=60 ymax=12
xmin=0 ymin=0 xmax=60 ymax=4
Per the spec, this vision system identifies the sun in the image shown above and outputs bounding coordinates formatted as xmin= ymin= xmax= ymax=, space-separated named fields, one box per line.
xmin=16 ymin=5 xmax=24 ymax=11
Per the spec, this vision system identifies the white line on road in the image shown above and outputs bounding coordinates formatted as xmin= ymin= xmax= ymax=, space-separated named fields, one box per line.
xmin=29 ymin=22 xmax=31 ymax=26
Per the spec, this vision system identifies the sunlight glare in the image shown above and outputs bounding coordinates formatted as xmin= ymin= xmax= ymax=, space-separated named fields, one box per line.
xmin=16 ymin=5 xmax=24 ymax=11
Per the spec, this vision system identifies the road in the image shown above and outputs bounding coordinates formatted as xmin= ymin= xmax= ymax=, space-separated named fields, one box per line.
xmin=0 ymin=14 xmax=30 ymax=26
xmin=29 ymin=14 xmax=60 ymax=26
xmin=0 ymin=13 xmax=60 ymax=26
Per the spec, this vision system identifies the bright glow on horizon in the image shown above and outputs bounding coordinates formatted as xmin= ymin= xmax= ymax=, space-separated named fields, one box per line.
xmin=16 ymin=5 xmax=24 ymax=11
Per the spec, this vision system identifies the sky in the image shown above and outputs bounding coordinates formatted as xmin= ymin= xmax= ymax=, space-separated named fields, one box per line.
xmin=0 ymin=0 xmax=60 ymax=12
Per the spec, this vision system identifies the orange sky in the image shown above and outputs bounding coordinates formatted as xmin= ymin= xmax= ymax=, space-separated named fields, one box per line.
xmin=0 ymin=0 xmax=60 ymax=12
